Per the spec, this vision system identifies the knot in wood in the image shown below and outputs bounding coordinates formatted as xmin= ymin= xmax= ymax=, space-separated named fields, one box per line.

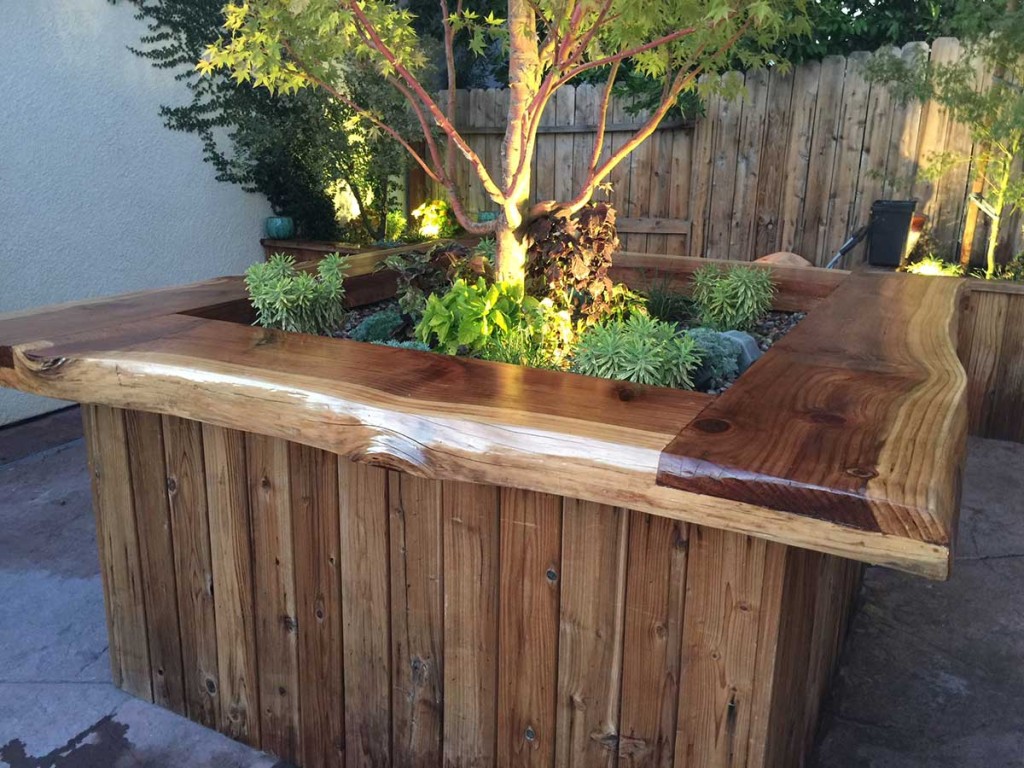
xmin=693 ymin=417 xmax=731 ymax=434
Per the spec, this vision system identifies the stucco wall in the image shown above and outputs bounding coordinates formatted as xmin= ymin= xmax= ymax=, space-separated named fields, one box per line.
xmin=0 ymin=1 xmax=272 ymax=425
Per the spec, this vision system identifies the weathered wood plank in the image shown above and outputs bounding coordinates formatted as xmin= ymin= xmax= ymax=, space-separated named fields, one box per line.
xmin=442 ymin=480 xmax=500 ymax=768
xmin=83 ymin=405 xmax=153 ymax=701
xmin=497 ymin=488 xmax=563 ymax=767
xmin=338 ymin=460 xmax=392 ymax=767
xmin=752 ymin=69 xmax=795 ymax=258
xmin=290 ymin=442 xmax=345 ymax=768
xmin=204 ymin=423 xmax=260 ymax=746
xmin=247 ymin=433 xmax=301 ymax=762
xmin=554 ymin=500 xmax=629 ymax=768
xmin=780 ymin=60 xmax=821 ymax=255
xmin=675 ymin=527 xmax=770 ymax=767
xmin=618 ymin=515 xmax=688 ymax=768
xmin=389 ymin=472 xmax=444 ymax=766
xmin=729 ymin=69 xmax=769 ymax=261
xmin=124 ymin=409 xmax=186 ymax=712
xmin=163 ymin=415 xmax=220 ymax=728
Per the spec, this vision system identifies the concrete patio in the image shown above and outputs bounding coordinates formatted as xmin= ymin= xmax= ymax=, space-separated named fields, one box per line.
xmin=0 ymin=408 xmax=1021 ymax=767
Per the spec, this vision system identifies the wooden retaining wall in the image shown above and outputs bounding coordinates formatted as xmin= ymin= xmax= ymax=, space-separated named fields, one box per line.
xmin=419 ymin=39 xmax=1022 ymax=265
xmin=84 ymin=403 xmax=862 ymax=768
xmin=958 ymin=280 xmax=1024 ymax=443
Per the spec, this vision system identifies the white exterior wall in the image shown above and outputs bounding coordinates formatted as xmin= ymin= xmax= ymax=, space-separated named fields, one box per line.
xmin=0 ymin=0 xmax=272 ymax=425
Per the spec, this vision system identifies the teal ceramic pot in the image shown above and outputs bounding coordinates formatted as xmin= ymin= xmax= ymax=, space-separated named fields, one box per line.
xmin=265 ymin=216 xmax=296 ymax=240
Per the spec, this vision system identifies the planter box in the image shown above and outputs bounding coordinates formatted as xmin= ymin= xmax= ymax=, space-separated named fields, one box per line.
xmin=0 ymin=254 xmax=968 ymax=768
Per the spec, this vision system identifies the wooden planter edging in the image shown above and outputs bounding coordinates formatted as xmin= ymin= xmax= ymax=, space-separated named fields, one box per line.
xmin=0 ymin=254 xmax=968 ymax=768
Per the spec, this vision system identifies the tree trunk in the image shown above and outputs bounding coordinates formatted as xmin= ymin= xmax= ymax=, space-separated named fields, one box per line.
xmin=495 ymin=211 xmax=528 ymax=283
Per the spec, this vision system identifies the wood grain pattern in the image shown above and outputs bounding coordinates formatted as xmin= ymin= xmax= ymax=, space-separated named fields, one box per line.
xmin=389 ymin=472 xmax=444 ymax=766
xmin=617 ymin=515 xmax=688 ymax=768
xmin=441 ymin=481 xmax=500 ymax=768
xmin=290 ymin=442 xmax=345 ymax=768
xmin=658 ymin=273 xmax=967 ymax=576
xmin=498 ymin=489 xmax=563 ymax=767
xmin=83 ymin=405 xmax=153 ymax=701
xmin=124 ymin=409 xmax=186 ymax=712
xmin=247 ymin=433 xmax=301 ymax=761
xmin=163 ymin=415 xmax=220 ymax=728
xmin=338 ymin=460 xmax=392 ymax=767
xmin=80 ymin=408 xmax=869 ymax=768
xmin=554 ymin=500 xmax=629 ymax=768
xmin=204 ymin=424 xmax=261 ymax=746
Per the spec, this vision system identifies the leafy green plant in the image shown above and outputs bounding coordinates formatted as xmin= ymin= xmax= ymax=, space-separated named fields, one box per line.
xmin=245 ymin=253 xmax=349 ymax=335
xmin=411 ymin=199 xmax=459 ymax=240
xmin=686 ymin=327 xmax=742 ymax=389
xmin=350 ymin=308 xmax=405 ymax=342
xmin=691 ymin=265 xmax=775 ymax=331
xmin=416 ymin=278 xmax=572 ymax=367
xmin=993 ymin=252 xmax=1024 ymax=282
xmin=385 ymin=210 xmax=408 ymax=242
xmin=572 ymin=315 xmax=700 ymax=390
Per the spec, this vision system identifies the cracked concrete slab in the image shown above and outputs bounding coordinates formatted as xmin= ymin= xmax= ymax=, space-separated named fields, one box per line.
xmin=1 ymin=410 xmax=1022 ymax=767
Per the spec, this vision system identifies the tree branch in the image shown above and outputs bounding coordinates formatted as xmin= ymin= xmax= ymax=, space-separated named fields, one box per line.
xmin=555 ymin=25 xmax=698 ymax=88
xmin=439 ymin=0 xmax=458 ymax=179
xmin=588 ymin=60 xmax=620 ymax=176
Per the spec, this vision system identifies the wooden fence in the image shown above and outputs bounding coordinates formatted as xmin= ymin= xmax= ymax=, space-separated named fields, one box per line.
xmin=418 ymin=38 xmax=1021 ymax=266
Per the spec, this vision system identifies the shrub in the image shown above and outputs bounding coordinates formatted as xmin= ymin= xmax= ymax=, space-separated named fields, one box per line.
xmin=691 ymin=264 xmax=775 ymax=331
xmin=526 ymin=202 xmax=643 ymax=326
xmin=411 ymin=199 xmax=459 ymax=240
xmin=686 ymin=327 xmax=742 ymax=389
xmin=572 ymin=314 xmax=700 ymax=389
xmin=385 ymin=210 xmax=408 ymax=242
xmin=378 ymin=250 xmax=450 ymax=319
xmin=350 ymin=308 xmax=404 ymax=342
xmin=642 ymin=274 xmax=695 ymax=325
xmin=245 ymin=253 xmax=349 ymax=335
xmin=993 ymin=252 xmax=1024 ymax=282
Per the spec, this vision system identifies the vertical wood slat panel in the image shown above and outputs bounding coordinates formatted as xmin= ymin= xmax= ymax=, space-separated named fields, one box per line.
xmin=780 ymin=61 xmax=823 ymax=255
xmin=990 ymin=294 xmax=1024 ymax=443
xmin=204 ymin=423 xmax=261 ymax=747
xmin=290 ymin=443 xmax=345 ymax=768
xmin=705 ymin=73 xmax=745 ymax=260
xmin=83 ymin=405 xmax=153 ymax=701
xmin=442 ymin=480 xmax=500 ymax=768
xmin=390 ymin=472 xmax=444 ymax=766
xmin=339 ymin=461 xmax=393 ymax=767
xmin=554 ymin=501 xmax=629 ymax=768
xmin=753 ymin=69 xmax=795 ymax=258
xmin=163 ymin=415 xmax=220 ymax=728
xmin=497 ymin=488 xmax=563 ymax=768
xmin=124 ymin=410 xmax=186 ymax=713
xmin=618 ymin=515 xmax=688 ymax=768
xmin=674 ymin=527 xmax=772 ymax=768
xmin=247 ymin=433 xmax=301 ymax=762
xmin=729 ymin=68 xmax=770 ymax=261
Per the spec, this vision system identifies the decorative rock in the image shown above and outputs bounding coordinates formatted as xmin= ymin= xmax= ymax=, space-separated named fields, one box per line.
xmin=721 ymin=330 xmax=763 ymax=373
xmin=754 ymin=251 xmax=814 ymax=268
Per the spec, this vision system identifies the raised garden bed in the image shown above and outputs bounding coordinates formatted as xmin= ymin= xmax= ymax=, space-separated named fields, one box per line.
xmin=0 ymin=253 xmax=969 ymax=768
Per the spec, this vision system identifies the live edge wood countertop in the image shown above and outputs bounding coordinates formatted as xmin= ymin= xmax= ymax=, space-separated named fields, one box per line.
xmin=0 ymin=261 xmax=967 ymax=579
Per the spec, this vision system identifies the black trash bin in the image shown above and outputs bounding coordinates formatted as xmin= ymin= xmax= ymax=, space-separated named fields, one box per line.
xmin=867 ymin=199 xmax=917 ymax=267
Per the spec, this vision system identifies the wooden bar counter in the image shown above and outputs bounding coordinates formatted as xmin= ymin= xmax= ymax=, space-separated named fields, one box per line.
xmin=0 ymin=257 xmax=967 ymax=768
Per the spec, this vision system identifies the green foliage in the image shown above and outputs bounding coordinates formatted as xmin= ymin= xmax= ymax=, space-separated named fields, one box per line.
xmin=527 ymin=203 xmax=644 ymax=327
xmin=385 ymin=210 xmax=408 ymax=242
xmin=411 ymin=199 xmax=459 ymax=240
xmin=686 ymin=327 xmax=741 ymax=389
xmin=245 ymin=253 xmax=349 ymax=335
xmin=572 ymin=314 xmax=700 ymax=390
xmin=864 ymin=4 xmax=1024 ymax=275
xmin=641 ymin=274 xmax=695 ymax=325
xmin=119 ymin=0 xmax=413 ymax=241
xmin=905 ymin=256 xmax=965 ymax=277
xmin=350 ymin=308 xmax=405 ymax=342
xmin=416 ymin=278 xmax=572 ymax=367
xmin=691 ymin=264 xmax=775 ymax=331
xmin=993 ymin=253 xmax=1024 ymax=283
xmin=378 ymin=249 xmax=450 ymax=319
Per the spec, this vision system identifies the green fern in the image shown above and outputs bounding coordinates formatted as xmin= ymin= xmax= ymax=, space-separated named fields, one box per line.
xmin=245 ymin=252 xmax=349 ymax=335
xmin=571 ymin=314 xmax=701 ymax=389
xmin=691 ymin=264 xmax=775 ymax=331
